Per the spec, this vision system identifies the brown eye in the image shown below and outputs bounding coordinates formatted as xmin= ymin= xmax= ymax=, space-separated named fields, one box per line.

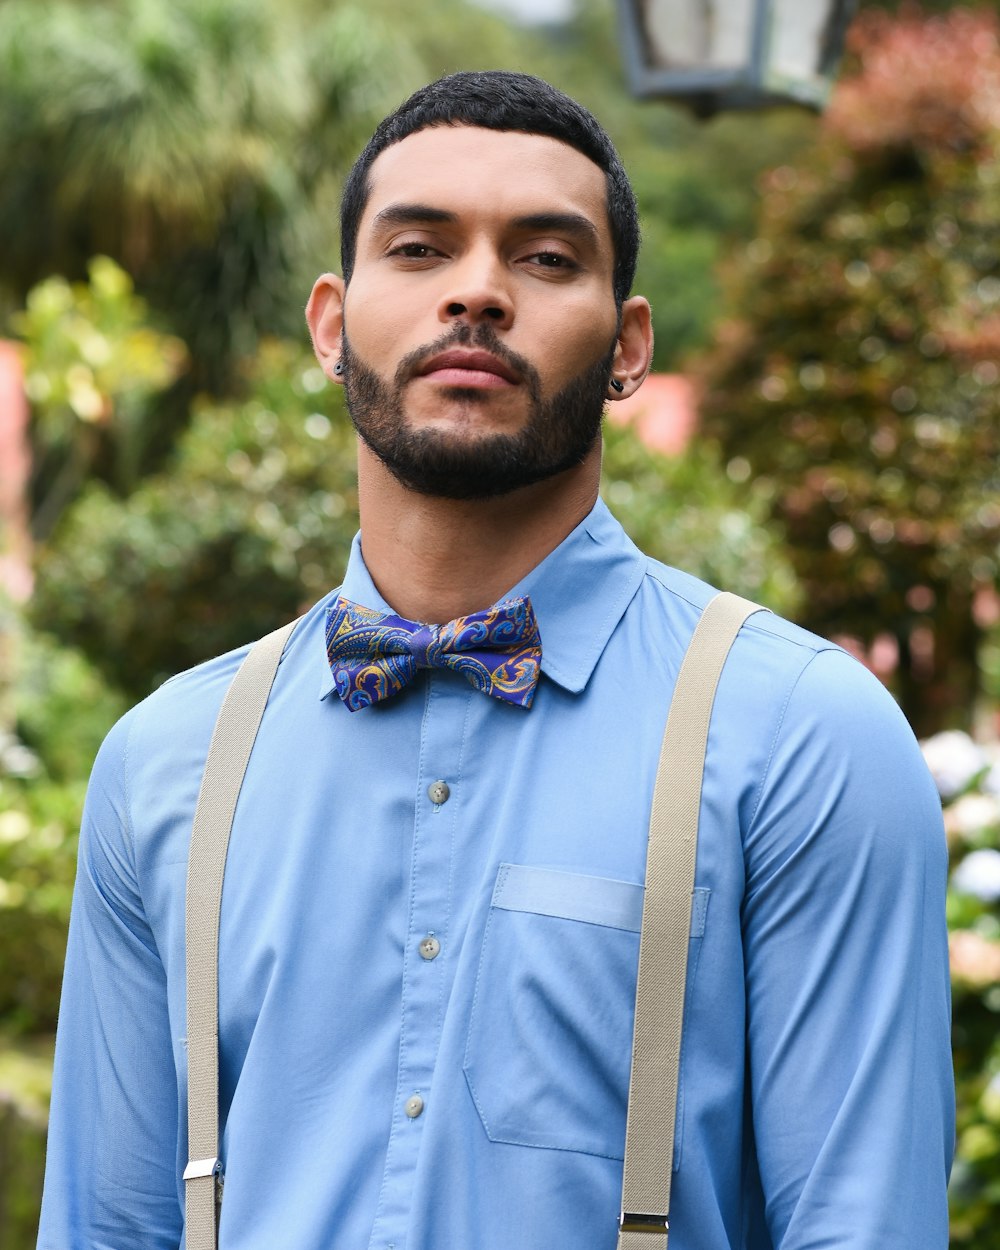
xmin=391 ymin=243 xmax=436 ymax=259
xmin=528 ymin=251 xmax=576 ymax=270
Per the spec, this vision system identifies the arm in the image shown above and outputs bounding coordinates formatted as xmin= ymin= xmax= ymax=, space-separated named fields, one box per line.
xmin=37 ymin=709 xmax=183 ymax=1250
xmin=742 ymin=648 xmax=954 ymax=1249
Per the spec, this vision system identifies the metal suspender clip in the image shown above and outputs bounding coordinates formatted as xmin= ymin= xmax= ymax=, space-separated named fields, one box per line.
xmin=620 ymin=1211 xmax=669 ymax=1234
xmin=183 ymin=1156 xmax=225 ymax=1205
xmin=183 ymin=1156 xmax=221 ymax=1181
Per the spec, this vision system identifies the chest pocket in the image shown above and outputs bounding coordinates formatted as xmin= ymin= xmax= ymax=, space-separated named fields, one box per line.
xmin=463 ymin=863 xmax=709 ymax=1162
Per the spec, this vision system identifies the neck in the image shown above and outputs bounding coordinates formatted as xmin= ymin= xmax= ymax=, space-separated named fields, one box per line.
xmin=355 ymin=441 xmax=602 ymax=623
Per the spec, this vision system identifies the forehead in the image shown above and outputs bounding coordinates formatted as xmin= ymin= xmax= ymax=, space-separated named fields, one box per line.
xmin=359 ymin=125 xmax=611 ymax=242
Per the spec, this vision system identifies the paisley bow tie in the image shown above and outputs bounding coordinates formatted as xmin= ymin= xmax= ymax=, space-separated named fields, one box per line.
xmin=325 ymin=594 xmax=542 ymax=712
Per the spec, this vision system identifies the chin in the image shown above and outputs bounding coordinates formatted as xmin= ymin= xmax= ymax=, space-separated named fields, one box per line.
xmin=406 ymin=392 xmax=527 ymax=435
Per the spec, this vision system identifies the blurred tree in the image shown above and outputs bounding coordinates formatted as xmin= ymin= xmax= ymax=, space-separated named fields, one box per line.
xmin=0 ymin=0 xmax=398 ymax=398
xmin=601 ymin=419 xmax=801 ymax=613
xmin=700 ymin=7 xmax=1000 ymax=737
xmin=924 ymin=728 xmax=1000 ymax=1248
xmin=0 ymin=776 xmax=86 ymax=1036
xmin=0 ymin=1033 xmax=51 ymax=1250
xmin=12 ymin=257 xmax=187 ymax=540
xmin=30 ymin=339 xmax=360 ymax=697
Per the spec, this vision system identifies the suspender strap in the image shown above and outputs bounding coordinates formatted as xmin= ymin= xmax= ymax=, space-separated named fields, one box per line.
xmin=184 ymin=619 xmax=298 ymax=1250
xmin=618 ymin=592 xmax=765 ymax=1250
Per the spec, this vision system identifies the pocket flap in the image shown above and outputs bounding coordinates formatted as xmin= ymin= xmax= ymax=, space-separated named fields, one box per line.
xmin=492 ymin=863 xmax=644 ymax=931
xmin=492 ymin=863 xmax=709 ymax=937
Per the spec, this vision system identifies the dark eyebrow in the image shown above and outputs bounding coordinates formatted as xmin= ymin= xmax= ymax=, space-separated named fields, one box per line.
xmin=510 ymin=213 xmax=601 ymax=248
xmin=370 ymin=204 xmax=457 ymax=231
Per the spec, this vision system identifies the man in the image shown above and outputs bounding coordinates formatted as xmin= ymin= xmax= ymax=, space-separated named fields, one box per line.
xmin=39 ymin=71 xmax=953 ymax=1249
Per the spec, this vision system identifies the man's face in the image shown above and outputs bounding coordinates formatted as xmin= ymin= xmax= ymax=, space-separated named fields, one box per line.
xmin=336 ymin=125 xmax=621 ymax=499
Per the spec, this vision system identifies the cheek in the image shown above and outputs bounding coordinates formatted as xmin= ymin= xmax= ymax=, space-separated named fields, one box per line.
xmin=344 ymin=278 xmax=421 ymax=364
xmin=533 ymin=308 xmax=617 ymax=389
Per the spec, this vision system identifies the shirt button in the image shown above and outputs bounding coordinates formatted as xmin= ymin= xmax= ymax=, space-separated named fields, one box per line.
xmin=404 ymin=1094 xmax=425 ymax=1119
xmin=427 ymin=780 xmax=450 ymax=805
xmin=419 ymin=934 xmax=441 ymax=961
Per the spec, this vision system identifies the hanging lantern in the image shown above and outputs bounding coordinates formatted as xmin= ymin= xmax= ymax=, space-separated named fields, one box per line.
xmin=616 ymin=0 xmax=857 ymax=116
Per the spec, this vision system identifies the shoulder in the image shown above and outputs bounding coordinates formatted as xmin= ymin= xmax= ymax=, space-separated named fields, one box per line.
xmin=122 ymin=641 xmax=255 ymax=776
xmin=118 ymin=597 xmax=331 ymax=772
xmin=636 ymin=553 xmax=843 ymax=687
xmin=631 ymin=555 xmax=935 ymax=827
xmin=87 ymin=603 xmax=328 ymax=849
xmin=80 ymin=641 xmax=255 ymax=851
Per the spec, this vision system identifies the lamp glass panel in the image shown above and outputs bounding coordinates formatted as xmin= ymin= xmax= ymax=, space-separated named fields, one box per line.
xmin=640 ymin=0 xmax=755 ymax=70
xmin=767 ymin=0 xmax=833 ymax=80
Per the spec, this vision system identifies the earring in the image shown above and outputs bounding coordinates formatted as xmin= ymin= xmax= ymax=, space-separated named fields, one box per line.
xmin=609 ymin=377 xmax=624 ymax=393
xmin=333 ymin=361 xmax=344 ymax=376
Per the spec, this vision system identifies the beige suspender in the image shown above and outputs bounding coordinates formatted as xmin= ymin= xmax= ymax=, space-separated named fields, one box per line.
xmin=618 ymin=592 xmax=763 ymax=1249
xmin=183 ymin=592 xmax=763 ymax=1250
xmin=183 ymin=619 xmax=298 ymax=1250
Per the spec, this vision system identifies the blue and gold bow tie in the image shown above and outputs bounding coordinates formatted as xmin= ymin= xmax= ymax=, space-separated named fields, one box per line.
xmin=325 ymin=594 xmax=542 ymax=712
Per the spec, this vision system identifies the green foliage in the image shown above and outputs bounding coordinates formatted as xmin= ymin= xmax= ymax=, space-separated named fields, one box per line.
xmin=14 ymin=627 xmax=127 ymax=783
xmin=0 ymin=1035 xmax=51 ymax=1250
xmin=0 ymin=777 xmax=82 ymax=1036
xmin=0 ymin=0 xmax=399 ymax=388
xmin=31 ymin=339 xmax=359 ymax=697
xmin=2 ymin=586 xmax=123 ymax=1045
xmin=601 ymin=420 xmax=800 ymax=613
xmin=701 ymin=9 xmax=1000 ymax=735
xmin=13 ymin=256 xmax=187 ymax=537
xmin=0 ymin=618 xmax=124 ymax=1039
xmin=922 ymin=731 xmax=1000 ymax=1246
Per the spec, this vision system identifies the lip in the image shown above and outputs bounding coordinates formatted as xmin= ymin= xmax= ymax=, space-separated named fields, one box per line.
xmin=416 ymin=349 xmax=521 ymax=387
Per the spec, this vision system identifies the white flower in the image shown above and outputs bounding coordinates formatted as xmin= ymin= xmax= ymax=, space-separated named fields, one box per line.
xmin=0 ymin=810 xmax=31 ymax=844
xmin=0 ymin=739 xmax=40 ymax=779
xmin=949 ymin=929 xmax=1000 ymax=986
xmin=952 ymin=849 xmax=1000 ymax=902
xmin=921 ymin=731 xmax=988 ymax=799
xmin=945 ymin=793 xmax=1000 ymax=842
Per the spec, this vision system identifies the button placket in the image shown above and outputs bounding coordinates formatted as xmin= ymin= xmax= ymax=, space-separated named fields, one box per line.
xmin=367 ymin=678 xmax=469 ymax=1250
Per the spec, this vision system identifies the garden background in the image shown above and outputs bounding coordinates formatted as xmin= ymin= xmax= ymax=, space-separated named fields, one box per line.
xmin=2 ymin=0 xmax=999 ymax=1243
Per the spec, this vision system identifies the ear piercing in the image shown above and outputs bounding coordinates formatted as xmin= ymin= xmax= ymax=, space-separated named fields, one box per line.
xmin=333 ymin=361 xmax=344 ymax=375
xmin=609 ymin=377 xmax=624 ymax=393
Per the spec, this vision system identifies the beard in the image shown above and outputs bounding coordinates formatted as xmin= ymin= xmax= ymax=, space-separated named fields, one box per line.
xmin=340 ymin=322 xmax=616 ymax=501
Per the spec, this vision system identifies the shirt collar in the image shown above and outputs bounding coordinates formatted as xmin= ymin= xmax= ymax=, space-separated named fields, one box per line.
xmin=317 ymin=496 xmax=646 ymax=699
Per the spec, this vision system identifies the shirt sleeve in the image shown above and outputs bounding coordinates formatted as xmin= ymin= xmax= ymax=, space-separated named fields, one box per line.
xmin=741 ymin=647 xmax=955 ymax=1249
xmin=37 ymin=708 xmax=184 ymax=1250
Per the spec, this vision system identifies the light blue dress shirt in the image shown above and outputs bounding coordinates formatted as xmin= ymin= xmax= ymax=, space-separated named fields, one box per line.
xmin=38 ymin=499 xmax=954 ymax=1250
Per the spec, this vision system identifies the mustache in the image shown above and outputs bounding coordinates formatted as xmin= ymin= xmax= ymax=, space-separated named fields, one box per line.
xmin=393 ymin=323 xmax=541 ymax=399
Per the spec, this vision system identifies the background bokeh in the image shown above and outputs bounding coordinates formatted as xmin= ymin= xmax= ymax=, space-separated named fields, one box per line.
xmin=1 ymin=1 xmax=998 ymax=1243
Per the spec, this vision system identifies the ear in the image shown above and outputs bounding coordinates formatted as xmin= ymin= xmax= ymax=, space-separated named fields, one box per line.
xmin=608 ymin=295 xmax=653 ymax=400
xmin=305 ymin=273 xmax=347 ymax=385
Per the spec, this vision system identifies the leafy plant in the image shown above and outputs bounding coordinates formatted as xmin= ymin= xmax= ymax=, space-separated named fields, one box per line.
xmin=602 ymin=418 xmax=801 ymax=613
xmin=30 ymin=338 xmax=359 ymax=697
xmin=923 ymin=730 xmax=1000 ymax=1246
xmin=12 ymin=256 xmax=187 ymax=538
xmin=701 ymin=8 xmax=1000 ymax=735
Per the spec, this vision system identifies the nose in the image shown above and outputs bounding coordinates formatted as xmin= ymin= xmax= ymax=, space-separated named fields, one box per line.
xmin=436 ymin=245 xmax=514 ymax=330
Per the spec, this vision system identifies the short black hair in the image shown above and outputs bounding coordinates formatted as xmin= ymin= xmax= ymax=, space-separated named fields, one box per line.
xmin=339 ymin=70 xmax=639 ymax=308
